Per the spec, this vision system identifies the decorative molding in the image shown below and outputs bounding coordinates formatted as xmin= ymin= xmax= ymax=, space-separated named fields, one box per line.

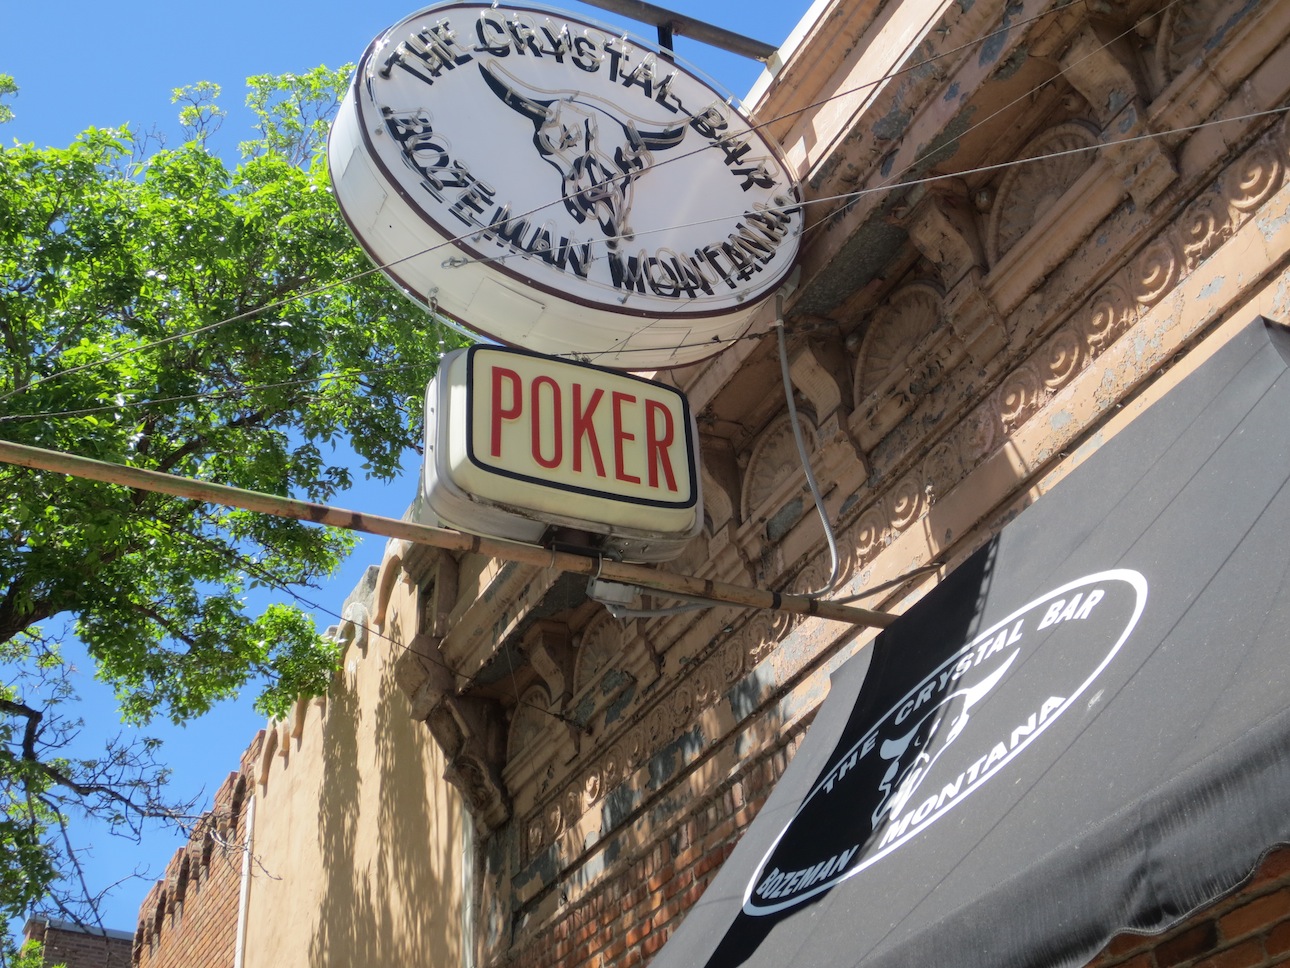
xmin=394 ymin=633 xmax=454 ymax=720
xmin=258 ymin=728 xmax=277 ymax=790
xmin=819 ymin=46 xmax=1290 ymax=621
xmin=852 ymin=282 xmax=954 ymax=449
xmin=416 ymin=550 xmax=459 ymax=640
xmin=440 ymin=562 xmax=559 ymax=683
xmin=1083 ymin=282 xmax=1135 ymax=352
xmin=853 ymin=283 xmax=944 ymax=404
xmin=699 ymin=433 xmax=741 ymax=533
xmin=427 ymin=696 xmax=509 ymax=832
xmin=997 ymin=364 xmax=1046 ymax=433
xmin=969 ymin=107 xmax=1290 ymax=480
xmin=897 ymin=183 xmax=1009 ymax=372
xmin=850 ymin=505 xmax=890 ymax=563
xmin=888 ymin=472 xmax=928 ymax=530
xmin=330 ymin=600 xmax=370 ymax=656
xmin=947 ymin=269 xmax=1009 ymax=365
xmin=1227 ymin=142 xmax=1283 ymax=213
xmin=741 ymin=412 xmax=819 ymax=522
xmin=959 ymin=406 xmax=999 ymax=469
xmin=524 ymin=621 xmax=574 ymax=712
xmin=922 ymin=437 xmax=964 ymax=509
xmin=812 ymin=91 xmax=1290 ymax=632
xmin=1180 ymin=194 xmax=1234 ymax=271
xmin=400 ymin=539 xmax=441 ymax=588
xmin=1131 ymin=237 xmax=1182 ymax=307
xmin=1042 ymin=328 xmax=1086 ymax=391
xmin=572 ymin=613 xmax=622 ymax=694
xmin=514 ymin=604 xmax=793 ymax=868
xmin=1061 ymin=20 xmax=1177 ymax=208
xmin=391 ymin=612 xmax=513 ymax=833
xmin=372 ymin=551 xmax=404 ymax=632
xmin=788 ymin=334 xmax=853 ymax=422
xmin=986 ymin=121 xmax=1101 ymax=266
xmin=1060 ymin=17 xmax=1150 ymax=126
xmin=1154 ymin=0 xmax=1248 ymax=89
xmin=902 ymin=180 xmax=987 ymax=289
xmin=506 ymin=685 xmax=554 ymax=764
xmin=789 ymin=332 xmax=872 ymax=488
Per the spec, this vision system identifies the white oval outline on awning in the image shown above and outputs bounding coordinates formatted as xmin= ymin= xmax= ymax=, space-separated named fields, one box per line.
xmin=742 ymin=568 xmax=1149 ymax=917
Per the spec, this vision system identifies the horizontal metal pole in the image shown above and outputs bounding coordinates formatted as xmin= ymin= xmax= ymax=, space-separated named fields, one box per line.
xmin=577 ymin=0 xmax=779 ymax=62
xmin=0 ymin=438 xmax=895 ymax=628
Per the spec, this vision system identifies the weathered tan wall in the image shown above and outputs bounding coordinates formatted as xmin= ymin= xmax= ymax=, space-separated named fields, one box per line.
xmin=240 ymin=564 xmax=467 ymax=968
xmin=132 ymin=561 xmax=468 ymax=968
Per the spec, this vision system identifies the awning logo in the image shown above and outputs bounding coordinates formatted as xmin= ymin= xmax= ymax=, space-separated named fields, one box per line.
xmin=743 ymin=570 xmax=1148 ymax=917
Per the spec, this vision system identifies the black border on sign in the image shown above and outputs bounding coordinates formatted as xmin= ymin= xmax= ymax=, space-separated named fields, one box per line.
xmin=462 ymin=343 xmax=700 ymax=509
xmin=344 ymin=1 xmax=803 ymax=323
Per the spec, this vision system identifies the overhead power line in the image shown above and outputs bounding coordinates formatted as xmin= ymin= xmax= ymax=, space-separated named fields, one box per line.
xmin=0 ymin=0 xmax=1178 ymax=403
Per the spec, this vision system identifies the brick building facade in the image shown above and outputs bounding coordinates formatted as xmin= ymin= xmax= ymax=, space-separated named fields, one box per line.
xmin=131 ymin=0 xmax=1290 ymax=966
xmin=132 ymin=753 xmax=254 ymax=968
xmin=23 ymin=918 xmax=133 ymax=968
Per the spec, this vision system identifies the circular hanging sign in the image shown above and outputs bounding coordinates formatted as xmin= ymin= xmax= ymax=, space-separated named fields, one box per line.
xmin=328 ymin=2 xmax=803 ymax=369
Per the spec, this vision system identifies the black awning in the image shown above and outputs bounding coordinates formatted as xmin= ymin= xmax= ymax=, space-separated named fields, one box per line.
xmin=655 ymin=317 xmax=1290 ymax=968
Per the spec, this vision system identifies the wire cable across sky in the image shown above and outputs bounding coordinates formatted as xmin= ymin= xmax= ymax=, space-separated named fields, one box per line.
xmin=4 ymin=0 xmax=1246 ymax=406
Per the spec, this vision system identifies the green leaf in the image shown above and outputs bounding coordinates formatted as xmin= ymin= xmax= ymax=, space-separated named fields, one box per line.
xmin=0 ymin=65 xmax=470 ymax=927
xmin=0 ymin=75 xmax=16 ymax=125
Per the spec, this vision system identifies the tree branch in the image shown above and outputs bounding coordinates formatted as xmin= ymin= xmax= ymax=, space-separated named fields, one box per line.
xmin=0 ymin=589 xmax=56 ymax=659
xmin=0 ymin=697 xmax=44 ymax=764
xmin=129 ymin=604 xmax=199 ymax=650
xmin=0 ymin=698 xmax=177 ymax=822
xmin=151 ymin=407 xmax=268 ymax=476
xmin=38 ymin=792 xmax=105 ymax=932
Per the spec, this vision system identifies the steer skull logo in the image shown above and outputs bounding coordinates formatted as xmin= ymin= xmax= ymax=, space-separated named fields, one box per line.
xmin=870 ymin=650 xmax=1018 ymax=828
xmin=480 ymin=62 xmax=688 ymax=249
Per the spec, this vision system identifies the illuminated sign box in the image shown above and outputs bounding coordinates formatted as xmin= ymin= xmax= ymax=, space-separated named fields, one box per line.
xmin=328 ymin=2 xmax=802 ymax=370
xmin=419 ymin=346 xmax=702 ymax=561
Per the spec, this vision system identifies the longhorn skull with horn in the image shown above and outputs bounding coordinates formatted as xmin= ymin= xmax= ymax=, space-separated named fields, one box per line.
xmin=479 ymin=62 xmax=688 ymax=249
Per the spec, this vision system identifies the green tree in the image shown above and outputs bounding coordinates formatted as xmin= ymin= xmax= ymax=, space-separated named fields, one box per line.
xmin=0 ymin=75 xmax=16 ymax=125
xmin=0 ymin=68 xmax=467 ymax=947
xmin=9 ymin=939 xmax=59 ymax=968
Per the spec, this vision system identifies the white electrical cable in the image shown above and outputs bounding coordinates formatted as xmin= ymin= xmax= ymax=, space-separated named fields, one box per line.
xmin=775 ymin=298 xmax=842 ymax=596
xmin=602 ymin=295 xmax=845 ymax=619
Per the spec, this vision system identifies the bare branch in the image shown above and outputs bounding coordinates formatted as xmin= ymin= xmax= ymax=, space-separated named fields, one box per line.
xmin=2 ymin=698 xmax=194 ymax=825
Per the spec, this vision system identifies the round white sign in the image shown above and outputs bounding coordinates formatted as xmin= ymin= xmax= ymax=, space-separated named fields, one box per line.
xmin=328 ymin=2 xmax=803 ymax=369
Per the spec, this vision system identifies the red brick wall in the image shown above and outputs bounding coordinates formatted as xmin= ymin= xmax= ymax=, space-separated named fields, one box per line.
xmin=25 ymin=921 xmax=133 ymax=968
xmin=132 ymin=736 xmax=261 ymax=968
xmin=509 ymin=732 xmax=803 ymax=968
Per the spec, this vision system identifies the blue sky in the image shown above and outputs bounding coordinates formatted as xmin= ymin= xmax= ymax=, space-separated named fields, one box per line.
xmin=1 ymin=0 xmax=811 ymax=943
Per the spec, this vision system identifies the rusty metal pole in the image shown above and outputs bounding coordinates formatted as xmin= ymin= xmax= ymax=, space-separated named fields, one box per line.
xmin=0 ymin=438 xmax=896 ymax=628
